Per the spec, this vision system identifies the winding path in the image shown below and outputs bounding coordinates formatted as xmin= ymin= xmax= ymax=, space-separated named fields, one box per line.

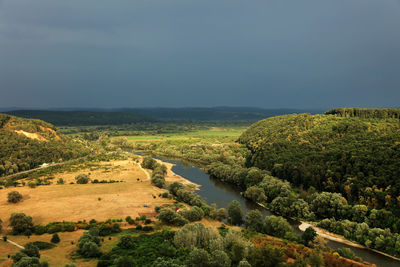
xmin=6 ymin=239 xmax=24 ymax=249
xmin=137 ymin=161 xmax=151 ymax=181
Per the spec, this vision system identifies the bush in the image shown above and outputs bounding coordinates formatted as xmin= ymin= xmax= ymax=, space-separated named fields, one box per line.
xmin=142 ymin=226 xmax=154 ymax=232
xmin=125 ymin=216 xmax=135 ymax=225
xmin=26 ymin=241 xmax=55 ymax=250
xmin=336 ymin=248 xmax=355 ymax=260
xmin=28 ymin=182 xmax=37 ymax=188
xmin=8 ymin=191 xmax=23 ymax=203
xmin=34 ymin=225 xmax=46 ymax=235
xmin=51 ymin=233 xmax=60 ymax=244
xmin=75 ymin=174 xmax=90 ymax=184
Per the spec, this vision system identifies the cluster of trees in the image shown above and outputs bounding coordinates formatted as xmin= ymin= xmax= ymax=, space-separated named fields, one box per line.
xmin=325 ymin=108 xmax=400 ymax=119
xmin=318 ymin=218 xmax=400 ymax=257
xmin=0 ymin=114 xmax=89 ymax=177
xmin=239 ymin=113 xmax=400 ymax=213
xmin=168 ymin=182 xmax=207 ymax=207
xmin=141 ymin=156 xmax=167 ymax=188
xmin=207 ymin=160 xmax=400 ymax=257
xmin=99 ymin=223 xmax=287 ymax=267
xmin=11 ymin=242 xmax=49 ymax=267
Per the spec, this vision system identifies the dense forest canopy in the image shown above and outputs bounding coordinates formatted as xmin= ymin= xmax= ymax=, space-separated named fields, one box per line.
xmin=6 ymin=110 xmax=153 ymax=126
xmin=0 ymin=113 xmax=89 ymax=177
xmin=239 ymin=113 xmax=400 ymax=214
xmin=325 ymin=108 xmax=400 ymax=119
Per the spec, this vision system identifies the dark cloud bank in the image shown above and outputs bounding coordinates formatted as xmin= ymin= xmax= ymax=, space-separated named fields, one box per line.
xmin=0 ymin=0 xmax=399 ymax=109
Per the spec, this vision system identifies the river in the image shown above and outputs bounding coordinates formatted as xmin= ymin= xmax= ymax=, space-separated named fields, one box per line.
xmin=153 ymin=155 xmax=400 ymax=267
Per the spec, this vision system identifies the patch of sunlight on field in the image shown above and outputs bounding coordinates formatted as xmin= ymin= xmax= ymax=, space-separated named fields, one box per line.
xmin=121 ymin=127 xmax=246 ymax=143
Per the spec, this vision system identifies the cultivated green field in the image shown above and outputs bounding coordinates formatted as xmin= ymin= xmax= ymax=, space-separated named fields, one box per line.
xmin=116 ymin=127 xmax=247 ymax=144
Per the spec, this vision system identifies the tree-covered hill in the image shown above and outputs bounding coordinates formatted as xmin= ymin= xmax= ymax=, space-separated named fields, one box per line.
xmin=325 ymin=108 xmax=400 ymax=119
xmin=6 ymin=110 xmax=154 ymax=126
xmin=239 ymin=113 xmax=400 ymax=213
xmin=0 ymin=113 xmax=89 ymax=177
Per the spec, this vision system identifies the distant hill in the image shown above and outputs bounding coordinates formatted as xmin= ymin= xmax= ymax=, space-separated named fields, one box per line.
xmin=6 ymin=110 xmax=154 ymax=126
xmin=0 ymin=113 xmax=89 ymax=177
xmin=2 ymin=107 xmax=323 ymax=122
xmin=119 ymin=107 xmax=323 ymax=121
xmin=239 ymin=112 xmax=400 ymax=211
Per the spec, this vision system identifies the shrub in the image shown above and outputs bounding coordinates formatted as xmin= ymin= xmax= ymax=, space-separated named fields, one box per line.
xmin=125 ymin=216 xmax=135 ymax=225
xmin=28 ymin=182 xmax=37 ymax=188
xmin=336 ymin=248 xmax=355 ymax=260
xmin=26 ymin=241 xmax=55 ymax=250
xmin=51 ymin=233 xmax=60 ymax=244
xmin=34 ymin=225 xmax=46 ymax=235
xmin=142 ymin=226 xmax=154 ymax=232
xmin=75 ymin=174 xmax=90 ymax=184
xmin=8 ymin=191 xmax=23 ymax=203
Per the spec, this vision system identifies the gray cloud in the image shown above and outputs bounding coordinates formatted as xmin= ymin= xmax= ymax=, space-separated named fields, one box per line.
xmin=1 ymin=0 xmax=399 ymax=109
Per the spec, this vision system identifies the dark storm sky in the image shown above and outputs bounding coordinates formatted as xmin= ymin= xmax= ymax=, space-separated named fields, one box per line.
xmin=1 ymin=0 xmax=399 ymax=109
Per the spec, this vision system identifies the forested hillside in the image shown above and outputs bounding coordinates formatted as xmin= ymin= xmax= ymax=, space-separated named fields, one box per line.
xmin=6 ymin=110 xmax=153 ymax=126
xmin=239 ymin=113 xmax=400 ymax=213
xmin=325 ymin=108 xmax=400 ymax=119
xmin=0 ymin=113 xmax=89 ymax=177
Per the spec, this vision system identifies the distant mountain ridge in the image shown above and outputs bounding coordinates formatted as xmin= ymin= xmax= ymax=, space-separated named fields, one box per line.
xmin=4 ymin=107 xmax=324 ymax=124
xmin=6 ymin=110 xmax=154 ymax=126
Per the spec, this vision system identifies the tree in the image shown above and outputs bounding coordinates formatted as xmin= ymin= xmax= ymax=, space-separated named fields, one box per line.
xmin=79 ymin=241 xmax=101 ymax=258
xmin=118 ymin=235 xmax=135 ymax=249
xmin=75 ymin=174 xmax=89 ymax=184
xmin=174 ymin=223 xmax=219 ymax=249
xmin=114 ymin=256 xmax=135 ymax=267
xmin=51 ymin=233 xmax=60 ymax=244
xmin=228 ymin=200 xmax=243 ymax=225
xmin=215 ymin=208 xmax=228 ymax=221
xmin=22 ymin=243 xmax=40 ymax=258
xmin=244 ymin=210 xmax=263 ymax=232
xmin=186 ymin=248 xmax=210 ymax=267
xmin=262 ymin=216 xmax=292 ymax=238
xmin=8 ymin=191 xmax=23 ymax=203
xmin=9 ymin=213 xmax=34 ymax=234
xmin=13 ymin=257 xmax=40 ymax=267
xmin=210 ymin=250 xmax=231 ymax=267
xmin=307 ymin=253 xmax=324 ymax=267
xmin=302 ymin=227 xmax=317 ymax=246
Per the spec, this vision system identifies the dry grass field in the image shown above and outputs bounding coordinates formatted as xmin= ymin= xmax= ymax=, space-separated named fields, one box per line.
xmin=0 ymin=158 xmax=192 ymax=229
xmin=0 ymin=156 xmax=198 ymax=265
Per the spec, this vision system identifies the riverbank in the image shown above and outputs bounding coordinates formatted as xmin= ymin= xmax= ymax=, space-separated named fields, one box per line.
xmin=152 ymin=158 xmax=201 ymax=189
xmin=298 ymin=222 xmax=400 ymax=262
